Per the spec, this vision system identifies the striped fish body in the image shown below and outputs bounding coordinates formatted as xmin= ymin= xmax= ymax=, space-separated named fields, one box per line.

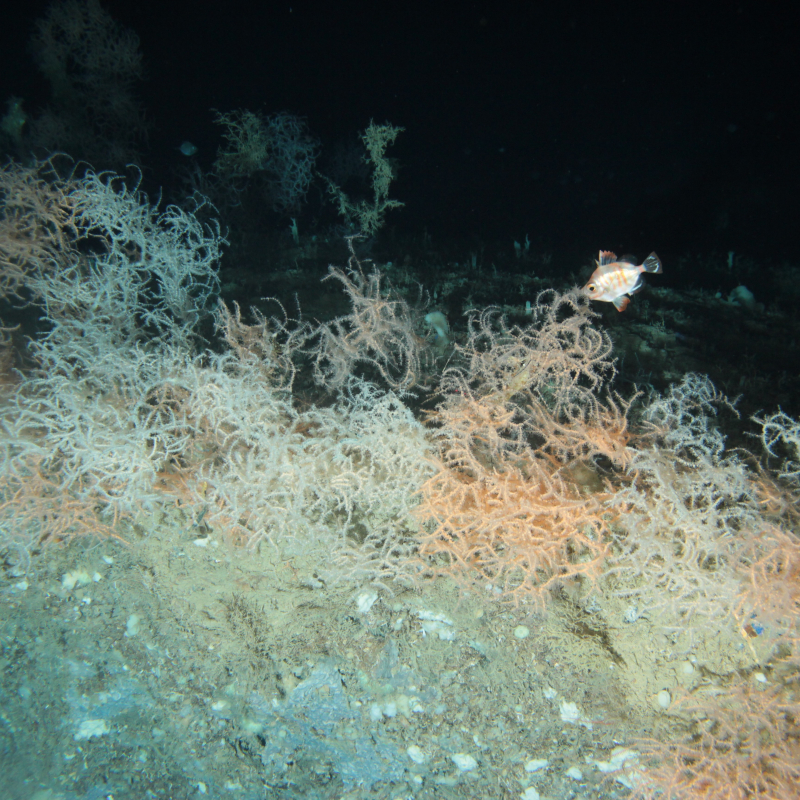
xmin=582 ymin=250 xmax=662 ymax=312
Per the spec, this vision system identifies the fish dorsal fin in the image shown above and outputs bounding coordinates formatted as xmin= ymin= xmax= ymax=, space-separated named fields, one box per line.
xmin=599 ymin=250 xmax=617 ymax=266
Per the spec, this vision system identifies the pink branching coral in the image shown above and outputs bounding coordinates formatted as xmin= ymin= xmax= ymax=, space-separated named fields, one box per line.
xmin=416 ymin=289 xmax=634 ymax=604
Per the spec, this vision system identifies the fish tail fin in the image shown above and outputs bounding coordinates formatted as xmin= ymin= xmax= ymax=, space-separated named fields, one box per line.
xmin=643 ymin=252 xmax=662 ymax=273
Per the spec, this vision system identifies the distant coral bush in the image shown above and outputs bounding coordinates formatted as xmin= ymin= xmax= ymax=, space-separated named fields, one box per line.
xmin=28 ymin=0 xmax=147 ymax=166
xmin=214 ymin=109 xmax=319 ymax=212
xmin=324 ymin=121 xmax=404 ymax=236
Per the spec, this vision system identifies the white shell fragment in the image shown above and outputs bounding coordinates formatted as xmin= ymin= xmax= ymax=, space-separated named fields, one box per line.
xmin=356 ymin=590 xmax=378 ymax=614
xmin=125 ymin=614 xmax=141 ymax=638
xmin=416 ymin=609 xmax=456 ymax=640
xmin=451 ymin=753 xmax=478 ymax=771
xmin=593 ymin=747 xmax=646 ymax=789
xmin=420 ymin=620 xmax=456 ymax=640
xmin=524 ymin=758 xmax=549 ymax=773
xmin=565 ymin=766 xmax=583 ymax=780
xmin=407 ymin=745 xmax=427 ymax=764
xmin=74 ymin=719 xmax=109 ymax=740
xmin=415 ymin=609 xmax=453 ymax=625
xmin=559 ymin=700 xmax=593 ymax=729
xmin=62 ymin=570 xmax=91 ymax=590
xmin=594 ymin=747 xmax=640 ymax=773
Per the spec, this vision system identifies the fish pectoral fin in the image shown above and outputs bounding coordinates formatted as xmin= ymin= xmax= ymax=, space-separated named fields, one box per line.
xmin=630 ymin=274 xmax=646 ymax=294
xmin=612 ymin=295 xmax=630 ymax=312
xmin=643 ymin=252 xmax=662 ymax=273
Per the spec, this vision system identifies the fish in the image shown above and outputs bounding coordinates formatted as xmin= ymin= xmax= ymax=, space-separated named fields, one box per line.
xmin=582 ymin=250 xmax=662 ymax=312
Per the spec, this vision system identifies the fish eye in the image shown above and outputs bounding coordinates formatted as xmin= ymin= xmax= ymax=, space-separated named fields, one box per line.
xmin=587 ymin=284 xmax=595 ymax=291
